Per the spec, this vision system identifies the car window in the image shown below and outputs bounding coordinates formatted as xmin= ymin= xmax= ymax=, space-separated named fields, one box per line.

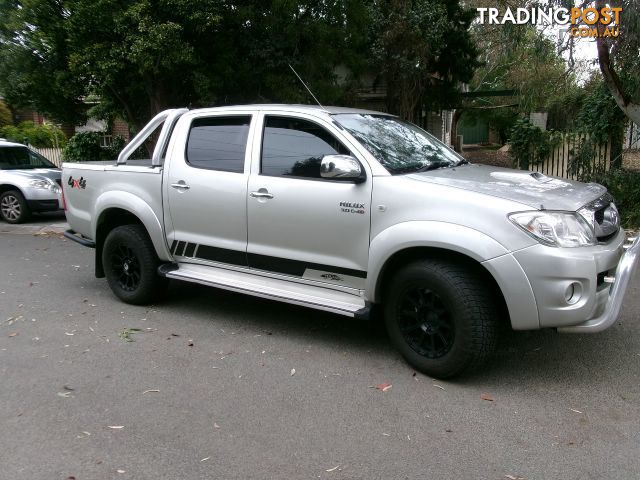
xmin=261 ymin=116 xmax=350 ymax=178
xmin=0 ymin=146 xmax=55 ymax=170
xmin=186 ymin=116 xmax=251 ymax=173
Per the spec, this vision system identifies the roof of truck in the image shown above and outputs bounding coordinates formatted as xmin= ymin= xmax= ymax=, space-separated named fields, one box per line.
xmin=188 ymin=104 xmax=391 ymax=116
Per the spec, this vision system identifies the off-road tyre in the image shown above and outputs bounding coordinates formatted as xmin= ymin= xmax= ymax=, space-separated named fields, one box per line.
xmin=102 ymin=224 xmax=167 ymax=305
xmin=384 ymin=259 xmax=498 ymax=378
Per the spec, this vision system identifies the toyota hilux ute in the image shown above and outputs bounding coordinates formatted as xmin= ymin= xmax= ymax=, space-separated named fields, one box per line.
xmin=61 ymin=105 xmax=640 ymax=378
xmin=0 ymin=140 xmax=62 ymax=223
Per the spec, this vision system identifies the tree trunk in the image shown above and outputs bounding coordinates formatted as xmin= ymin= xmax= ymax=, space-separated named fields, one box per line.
xmin=450 ymin=109 xmax=464 ymax=152
xmin=595 ymin=0 xmax=640 ymax=126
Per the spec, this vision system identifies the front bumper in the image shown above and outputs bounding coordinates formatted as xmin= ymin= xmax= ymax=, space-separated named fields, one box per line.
xmin=24 ymin=185 xmax=62 ymax=211
xmin=558 ymin=235 xmax=640 ymax=332
xmin=27 ymin=199 xmax=61 ymax=212
xmin=511 ymin=229 xmax=639 ymax=332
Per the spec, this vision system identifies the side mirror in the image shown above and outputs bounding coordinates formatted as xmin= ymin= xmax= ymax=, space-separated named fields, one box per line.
xmin=320 ymin=155 xmax=365 ymax=183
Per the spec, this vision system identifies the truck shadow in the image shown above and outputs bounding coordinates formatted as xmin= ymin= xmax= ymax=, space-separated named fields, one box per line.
xmin=164 ymin=280 xmax=639 ymax=388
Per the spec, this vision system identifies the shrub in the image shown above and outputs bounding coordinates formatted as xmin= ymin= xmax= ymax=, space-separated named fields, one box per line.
xmin=508 ymin=117 xmax=561 ymax=170
xmin=0 ymin=120 xmax=66 ymax=148
xmin=62 ymin=132 xmax=125 ymax=161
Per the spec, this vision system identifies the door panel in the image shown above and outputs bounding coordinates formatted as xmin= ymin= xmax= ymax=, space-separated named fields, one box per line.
xmin=247 ymin=115 xmax=371 ymax=290
xmin=165 ymin=114 xmax=253 ymax=263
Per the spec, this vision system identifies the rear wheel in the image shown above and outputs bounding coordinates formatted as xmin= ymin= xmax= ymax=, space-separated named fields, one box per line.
xmin=384 ymin=260 xmax=498 ymax=378
xmin=102 ymin=224 xmax=167 ymax=305
xmin=0 ymin=190 xmax=30 ymax=224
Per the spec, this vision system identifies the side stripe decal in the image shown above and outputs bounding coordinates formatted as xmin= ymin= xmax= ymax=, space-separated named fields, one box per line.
xmin=171 ymin=240 xmax=367 ymax=279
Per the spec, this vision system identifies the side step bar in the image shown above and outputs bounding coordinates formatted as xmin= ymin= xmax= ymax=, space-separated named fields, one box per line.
xmin=159 ymin=263 xmax=370 ymax=318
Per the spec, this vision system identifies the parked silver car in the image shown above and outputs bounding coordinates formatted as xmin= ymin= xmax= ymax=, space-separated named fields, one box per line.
xmin=0 ymin=140 xmax=62 ymax=223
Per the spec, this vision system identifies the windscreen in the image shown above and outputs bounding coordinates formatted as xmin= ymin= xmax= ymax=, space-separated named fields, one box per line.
xmin=333 ymin=114 xmax=465 ymax=175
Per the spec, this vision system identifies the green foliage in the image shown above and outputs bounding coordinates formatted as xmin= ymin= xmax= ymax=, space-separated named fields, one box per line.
xmin=589 ymin=168 xmax=640 ymax=228
xmin=369 ymin=1 xmax=479 ymax=118
xmin=508 ymin=118 xmax=561 ymax=170
xmin=576 ymin=78 xmax=626 ymax=145
xmin=62 ymin=132 xmax=125 ymax=162
xmin=0 ymin=1 xmax=86 ymax=124
xmin=0 ymin=100 xmax=12 ymax=127
xmin=0 ymin=0 xmax=479 ymax=128
xmin=0 ymin=121 xmax=66 ymax=148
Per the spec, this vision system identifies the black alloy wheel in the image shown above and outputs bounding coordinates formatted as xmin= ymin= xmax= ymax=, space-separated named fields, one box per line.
xmin=396 ymin=287 xmax=455 ymax=359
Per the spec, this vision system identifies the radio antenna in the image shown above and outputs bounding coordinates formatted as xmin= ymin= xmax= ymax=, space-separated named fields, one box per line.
xmin=288 ymin=64 xmax=325 ymax=110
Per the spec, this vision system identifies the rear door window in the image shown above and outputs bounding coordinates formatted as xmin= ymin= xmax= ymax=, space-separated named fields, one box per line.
xmin=186 ymin=116 xmax=251 ymax=173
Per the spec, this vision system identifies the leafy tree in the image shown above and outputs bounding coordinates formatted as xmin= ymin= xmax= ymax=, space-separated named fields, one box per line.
xmin=0 ymin=100 xmax=12 ymax=127
xmin=595 ymin=0 xmax=640 ymax=125
xmin=368 ymin=0 xmax=479 ymax=120
xmin=0 ymin=0 xmax=86 ymax=124
xmin=457 ymin=0 xmax=576 ymax=145
xmin=0 ymin=1 xmax=479 ymax=129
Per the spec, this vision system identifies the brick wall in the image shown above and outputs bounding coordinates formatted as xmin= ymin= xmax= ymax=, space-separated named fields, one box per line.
xmin=111 ymin=118 xmax=130 ymax=142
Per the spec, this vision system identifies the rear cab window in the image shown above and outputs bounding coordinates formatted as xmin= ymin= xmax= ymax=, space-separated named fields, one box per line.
xmin=186 ymin=116 xmax=252 ymax=173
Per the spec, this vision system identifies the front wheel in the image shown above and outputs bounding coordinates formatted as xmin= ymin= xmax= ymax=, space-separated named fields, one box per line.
xmin=384 ymin=260 xmax=498 ymax=378
xmin=0 ymin=190 xmax=31 ymax=224
xmin=102 ymin=224 xmax=167 ymax=305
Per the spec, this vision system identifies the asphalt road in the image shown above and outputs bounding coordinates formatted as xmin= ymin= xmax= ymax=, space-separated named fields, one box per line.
xmin=1 ymin=230 xmax=639 ymax=479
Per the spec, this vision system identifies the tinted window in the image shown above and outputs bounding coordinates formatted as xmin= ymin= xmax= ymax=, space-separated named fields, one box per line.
xmin=261 ymin=116 xmax=349 ymax=178
xmin=0 ymin=147 xmax=55 ymax=170
xmin=186 ymin=116 xmax=251 ymax=172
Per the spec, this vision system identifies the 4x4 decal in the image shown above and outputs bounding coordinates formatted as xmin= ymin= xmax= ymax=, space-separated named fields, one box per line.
xmin=68 ymin=176 xmax=86 ymax=189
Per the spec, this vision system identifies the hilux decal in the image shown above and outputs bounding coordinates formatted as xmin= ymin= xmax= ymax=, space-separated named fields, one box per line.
xmin=339 ymin=201 xmax=365 ymax=215
xmin=68 ymin=176 xmax=87 ymax=189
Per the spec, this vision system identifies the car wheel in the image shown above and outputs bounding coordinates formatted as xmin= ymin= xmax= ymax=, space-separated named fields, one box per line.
xmin=384 ymin=260 xmax=498 ymax=378
xmin=0 ymin=190 xmax=31 ymax=224
xmin=102 ymin=224 xmax=167 ymax=305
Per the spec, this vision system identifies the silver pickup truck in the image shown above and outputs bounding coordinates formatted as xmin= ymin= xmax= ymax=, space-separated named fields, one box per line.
xmin=62 ymin=105 xmax=640 ymax=377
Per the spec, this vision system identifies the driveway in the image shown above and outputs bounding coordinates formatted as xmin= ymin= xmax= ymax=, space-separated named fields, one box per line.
xmin=1 ymin=232 xmax=639 ymax=479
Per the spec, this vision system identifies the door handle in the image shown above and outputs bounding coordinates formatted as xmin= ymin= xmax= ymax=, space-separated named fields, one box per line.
xmin=249 ymin=191 xmax=274 ymax=199
xmin=171 ymin=182 xmax=190 ymax=190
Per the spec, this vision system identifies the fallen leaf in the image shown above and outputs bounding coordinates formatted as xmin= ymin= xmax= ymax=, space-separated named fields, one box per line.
xmin=107 ymin=425 xmax=124 ymax=429
xmin=142 ymin=389 xmax=160 ymax=394
xmin=326 ymin=466 xmax=340 ymax=472
xmin=8 ymin=332 xmax=18 ymax=337
xmin=375 ymin=383 xmax=392 ymax=392
xmin=290 ymin=368 xmax=296 ymax=376
xmin=214 ymin=422 xmax=220 ymax=429
xmin=481 ymin=393 xmax=494 ymax=402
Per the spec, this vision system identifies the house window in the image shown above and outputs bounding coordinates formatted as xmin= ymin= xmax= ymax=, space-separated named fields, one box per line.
xmin=100 ymin=135 xmax=113 ymax=148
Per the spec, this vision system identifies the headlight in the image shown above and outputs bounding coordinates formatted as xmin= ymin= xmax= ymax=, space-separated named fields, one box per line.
xmin=28 ymin=179 xmax=55 ymax=190
xmin=509 ymin=211 xmax=596 ymax=247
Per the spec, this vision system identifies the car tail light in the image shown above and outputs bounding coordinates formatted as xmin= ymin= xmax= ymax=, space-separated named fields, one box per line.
xmin=61 ymin=182 xmax=67 ymax=211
